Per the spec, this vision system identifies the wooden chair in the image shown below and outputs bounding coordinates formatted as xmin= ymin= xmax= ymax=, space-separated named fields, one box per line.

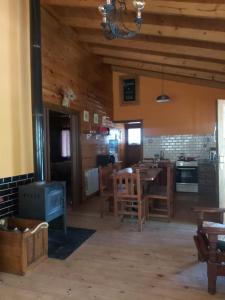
xmin=112 ymin=162 xmax=123 ymax=171
xmin=145 ymin=165 xmax=174 ymax=220
xmin=113 ymin=169 xmax=145 ymax=232
xmin=99 ymin=164 xmax=115 ymax=218
xmin=193 ymin=207 xmax=225 ymax=294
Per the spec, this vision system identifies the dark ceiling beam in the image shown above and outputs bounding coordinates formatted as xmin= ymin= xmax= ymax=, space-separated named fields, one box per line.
xmin=41 ymin=0 xmax=225 ymax=20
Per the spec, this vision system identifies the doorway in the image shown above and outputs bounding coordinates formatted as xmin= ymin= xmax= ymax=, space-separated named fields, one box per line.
xmin=44 ymin=105 xmax=81 ymax=209
xmin=124 ymin=121 xmax=143 ymax=166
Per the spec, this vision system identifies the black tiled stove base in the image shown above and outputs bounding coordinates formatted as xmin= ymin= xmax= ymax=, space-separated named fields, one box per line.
xmin=0 ymin=173 xmax=34 ymax=217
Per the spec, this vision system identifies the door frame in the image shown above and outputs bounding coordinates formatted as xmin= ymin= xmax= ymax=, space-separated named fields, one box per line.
xmin=217 ymin=99 xmax=225 ymax=209
xmin=114 ymin=119 xmax=143 ymax=166
xmin=43 ymin=103 xmax=81 ymax=209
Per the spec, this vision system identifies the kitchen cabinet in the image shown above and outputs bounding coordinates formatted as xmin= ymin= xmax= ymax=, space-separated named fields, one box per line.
xmin=198 ymin=160 xmax=218 ymax=206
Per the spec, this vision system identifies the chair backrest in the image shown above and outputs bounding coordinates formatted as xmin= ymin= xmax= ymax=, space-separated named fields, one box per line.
xmin=112 ymin=163 xmax=122 ymax=171
xmin=193 ymin=208 xmax=225 ymax=261
xmin=166 ymin=165 xmax=174 ymax=198
xmin=193 ymin=233 xmax=209 ymax=262
xmin=99 ymin=164 xmax=114 ymax=195
xmin=193 ymin=208 xmax=225 ymax=232
xmin=113 ymin=169 xmax=142 ymax=201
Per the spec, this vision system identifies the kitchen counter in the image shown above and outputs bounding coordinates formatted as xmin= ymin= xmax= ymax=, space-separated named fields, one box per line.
xmin=198 ymin=159 xmax=218 ymax=164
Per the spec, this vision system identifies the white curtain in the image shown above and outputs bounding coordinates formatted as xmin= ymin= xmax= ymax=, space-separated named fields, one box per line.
xmin=61 ymin=130 xmax=71 ymax=158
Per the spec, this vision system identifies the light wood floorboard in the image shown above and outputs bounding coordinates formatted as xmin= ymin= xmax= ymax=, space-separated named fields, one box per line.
xmin=0 ymin=194 xmax=224 ymax=299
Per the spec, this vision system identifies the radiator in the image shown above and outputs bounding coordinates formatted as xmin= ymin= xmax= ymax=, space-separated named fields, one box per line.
xmin=85 ymin=168 xmax=99 ymax=196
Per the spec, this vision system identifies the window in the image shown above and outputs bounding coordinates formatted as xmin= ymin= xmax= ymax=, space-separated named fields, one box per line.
xmin=61 ymin=129 xmax=71 ymax=158
xmin=128 ymin=128 xmax=141 ymax=145
xmin=119 ymin=76 xmax=139 ymax=105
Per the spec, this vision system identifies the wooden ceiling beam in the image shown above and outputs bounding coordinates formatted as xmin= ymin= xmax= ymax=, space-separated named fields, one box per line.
xmin=41 ymin=0 xmax=225 ymax=20
xmin=92 ymin=47 xmax=225 ymax=73
xmin=103 ymin=57 xmax=225 ymax=83
xmin=61 ymin=17 xmax=225 ymax=44
xmin=112 ymin=65 xmax=225 ymax=90
xmin=78 ymin=33 xmax=225 ymax=62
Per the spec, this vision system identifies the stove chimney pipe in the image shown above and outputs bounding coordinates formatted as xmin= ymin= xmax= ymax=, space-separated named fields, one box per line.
xmin=30 ymin=0 xmax=45 ymax=181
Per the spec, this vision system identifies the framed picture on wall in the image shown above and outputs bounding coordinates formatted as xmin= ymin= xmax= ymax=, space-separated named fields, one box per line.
xmin=119 ymin=75 xmax=139 ymax=105
xmin=83 ymin=110 xmax=89 ymax=122
xmin=93 ymin=113 xmax=99 ymax=124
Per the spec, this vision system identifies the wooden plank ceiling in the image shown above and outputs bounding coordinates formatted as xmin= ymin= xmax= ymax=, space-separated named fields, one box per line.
xmin=41 ymin=0 xmax=225 ymax=88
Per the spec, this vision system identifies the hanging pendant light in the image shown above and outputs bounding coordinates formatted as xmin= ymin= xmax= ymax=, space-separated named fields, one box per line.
xmin=156 ymin=66 xmax=171 ymax=103
xmin=156 ymin=94 xmax=171 ymax=103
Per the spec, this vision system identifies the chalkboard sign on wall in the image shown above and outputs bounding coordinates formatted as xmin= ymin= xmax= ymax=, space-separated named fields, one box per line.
xmin=119 ymin=76 xmax=139 ymax=105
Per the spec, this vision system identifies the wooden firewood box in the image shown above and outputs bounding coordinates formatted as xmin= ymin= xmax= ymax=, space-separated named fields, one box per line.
xmin=0 ymin=217 xmax=48 ymax=275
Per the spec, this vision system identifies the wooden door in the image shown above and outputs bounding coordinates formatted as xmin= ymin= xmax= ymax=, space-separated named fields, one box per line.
xmin=125 ymin=122 xmax=143 ymax=166
xmin=218 ymin=99 xmax=225 ymax=210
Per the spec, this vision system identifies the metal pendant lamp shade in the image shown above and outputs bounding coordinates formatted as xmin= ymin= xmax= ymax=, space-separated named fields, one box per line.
xmin=156 ymin=94 xmax=171 ymax=103
xmin=156 ymin=66 xmax=171 ymax=103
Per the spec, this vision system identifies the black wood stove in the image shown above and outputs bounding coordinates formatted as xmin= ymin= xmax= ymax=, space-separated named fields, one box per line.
xmin=19 ymin=182 xmax=67 ymax=234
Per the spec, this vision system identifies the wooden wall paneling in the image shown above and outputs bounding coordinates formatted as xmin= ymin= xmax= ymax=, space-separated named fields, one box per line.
xmin=41 ymin=7 xmax=113 ymax=202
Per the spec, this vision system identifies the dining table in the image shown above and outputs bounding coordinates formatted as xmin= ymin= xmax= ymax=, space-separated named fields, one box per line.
xmin=117 ymin=167 xmax=162 ymax=182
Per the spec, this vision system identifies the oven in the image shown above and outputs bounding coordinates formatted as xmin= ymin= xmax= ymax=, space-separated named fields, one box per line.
xmin=176 ymin=161 xmax=198 ymax=193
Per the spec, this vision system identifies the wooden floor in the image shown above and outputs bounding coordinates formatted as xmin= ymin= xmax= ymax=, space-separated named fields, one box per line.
xmin=0 ymin=193 xmax=224 ymax=299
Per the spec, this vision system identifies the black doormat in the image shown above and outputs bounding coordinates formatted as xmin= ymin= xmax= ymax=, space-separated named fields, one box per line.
xmin=48 ymin=227 xmax=96 ymax=260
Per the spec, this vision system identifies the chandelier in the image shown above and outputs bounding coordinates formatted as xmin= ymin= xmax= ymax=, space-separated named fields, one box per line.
xmin=98 ymin=0 xmax=146 ymax=40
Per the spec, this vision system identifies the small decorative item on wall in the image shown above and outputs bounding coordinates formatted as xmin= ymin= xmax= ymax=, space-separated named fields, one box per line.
xmin=119 ymin=76 xmax=139 ymax=105
xmin=102 ymin=116 xmax=113 ymax=127
xmin=102 ymin=116 xmax=107 ymax=126
xmin=83 ymin=110 xmax=89 ymax=122
xmin=93 ymin=113 xmax=99 ymax=124
xmin=61 ymin=87 xmax=76 ymax=108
